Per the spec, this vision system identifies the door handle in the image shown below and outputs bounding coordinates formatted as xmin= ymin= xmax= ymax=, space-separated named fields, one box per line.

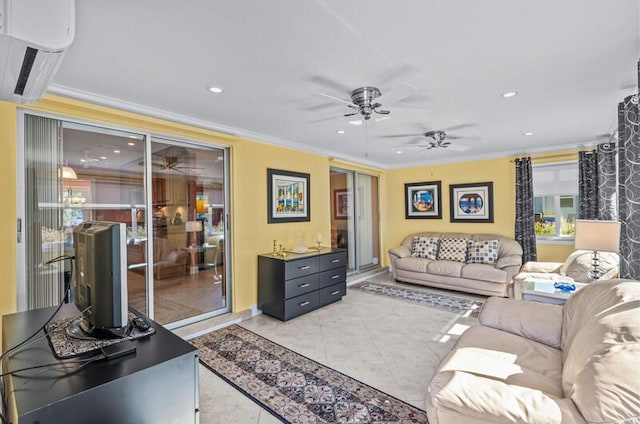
xmin=299 ymin=265 xmax=311 ymax=270
xmin=299 ymin=301 xmax=310 ymax=307
xmin=331 ymin=259 xmax=340 ymax=263
xmin=299 ymin=283 xmax=310 ymax=288
xmin=330 ymin=290 xmax=340 ymax=295
xmin=331 ymin=275 xmax=340 ymax=279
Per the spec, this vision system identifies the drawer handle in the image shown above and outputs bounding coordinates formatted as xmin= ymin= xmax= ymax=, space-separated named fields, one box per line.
xmin=330 ymin=290 xmax=341 ymax=296
xmin=331 ymin=275 xmax=340 ymax=279
xmin=298 ymin=265 xmax=311 ymax=270
xmin=299 ymin=283 xmax=310 ymax=288
xmin=299 ymin=301 xmax=310 ymax=307
xmin=331 ymin=259 xmax=341 ymax=263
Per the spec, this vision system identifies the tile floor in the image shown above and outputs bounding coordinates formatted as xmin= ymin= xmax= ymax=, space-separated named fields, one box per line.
xmin=194 ymin=272 xmax=485 ymax=423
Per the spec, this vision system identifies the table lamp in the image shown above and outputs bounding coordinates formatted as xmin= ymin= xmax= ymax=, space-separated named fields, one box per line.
xmin=574 ymin=219 xmax=621 ymax=281
xmin=185 ymin=220 xmax=202 ymax=247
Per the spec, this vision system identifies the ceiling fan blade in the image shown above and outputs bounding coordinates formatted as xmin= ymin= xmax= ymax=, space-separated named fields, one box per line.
xmin=302 ymin=102 xmax=343 ymax=112
xmin=374 ymin=64 xmax=416 ymax=88
xmin=446 ymin=145 xmax=471 ymax=152
xmin=378 ymin=82 xmax=419 ymax=106
xmin=442 ymin=123 xmax=479 ymax=132
xmin=380 ymin=132 xmax=424 ymax=139
xmin=316 ymin=93 xmax=355 ymax=106
xmin=309 ymin=115 xmax=341 ymax=124
xmin=308 ymin=75 xmax=353 ymax=95
xmin=343 ymin=111 xmax=360 ymax=117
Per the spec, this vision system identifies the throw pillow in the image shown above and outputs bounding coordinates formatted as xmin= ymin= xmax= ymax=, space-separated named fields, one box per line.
xmin=467 ymin=240 xmax=500 ymax=265
xmin=437 ymin=238 xmax=468 ymax=262
xmin=411 ymin=236 xmax=439 ymax=260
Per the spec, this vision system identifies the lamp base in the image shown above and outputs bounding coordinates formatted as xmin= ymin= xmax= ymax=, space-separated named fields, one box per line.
xmin=590 ymin=250 xmax=601 ymax=282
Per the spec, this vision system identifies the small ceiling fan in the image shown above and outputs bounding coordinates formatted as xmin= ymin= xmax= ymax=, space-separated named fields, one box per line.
xmin=138 ymin=155 xmax=201 ymax=173
xmin=384 ymin=124 xmax=478 ymax=152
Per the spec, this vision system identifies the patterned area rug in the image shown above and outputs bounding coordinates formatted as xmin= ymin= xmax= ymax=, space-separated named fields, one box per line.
xmin=351 ymin=281 xmax=484 ymax=318
xmin=193 ymin=325 xmax=428 ymax=423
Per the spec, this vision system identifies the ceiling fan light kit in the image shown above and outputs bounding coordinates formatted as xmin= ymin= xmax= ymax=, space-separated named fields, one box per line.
xmin=345 ymin=86 xmax=390 ymax=120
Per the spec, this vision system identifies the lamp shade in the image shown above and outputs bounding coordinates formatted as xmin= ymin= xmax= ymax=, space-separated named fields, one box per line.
xmin=185 ymin=220 xmax=202 ymax=232
xmin=61 ymin=165 xmax=77 ymax=179
xmin=574 ymin=220 xmax=621 ymax=253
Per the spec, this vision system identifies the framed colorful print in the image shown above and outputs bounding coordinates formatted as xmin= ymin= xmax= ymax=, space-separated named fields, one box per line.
xmin=333 ymin=189 xmax=349 ymax=220
xmin=267 ymin=168 xmax=310 ymax=223
xmin=449 ymin=182 xmax=494 ymax=223
xmin=405 ymin=181 xmax=442 ymax=219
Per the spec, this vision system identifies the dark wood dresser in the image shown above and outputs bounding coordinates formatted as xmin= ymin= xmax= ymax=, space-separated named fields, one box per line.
xmin=258 ymin=248 xmax=347 ymax=320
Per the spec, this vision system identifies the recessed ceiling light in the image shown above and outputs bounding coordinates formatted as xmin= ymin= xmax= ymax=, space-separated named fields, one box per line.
xmin=396 ymin=150 xmax=403 ymax=154
xmin=100 ymin=156 xmax=107 ymax=160
xmin=113 ymin=150 xmax=121 ymax=154
xmin=348 ymin=120 xmax=362 ymax=126
xmin=207 ymin=86 xmax=224 ymax=94
xmin=127 ymin=142 xmax=135 ymax=146
xmin=337 ymin=130 xmax=345 ymax=134
xmin=501 ymin=91 xmax=518 ymax=98
xmin=523 ymin=132 xmax=534 ymax=136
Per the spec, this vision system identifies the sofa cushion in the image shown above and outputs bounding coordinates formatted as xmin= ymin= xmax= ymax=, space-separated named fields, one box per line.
xmin=394 ymin=257 xmax=430 ymax=273
xmin=461 ymin=264 xmax=507 ymax=284
xmin=466 ymin=239 xmax=499 ymax=265
xmin=411 ymin=236 xmax=439 ymax=260
xmin=436 ymin=325 xmax=564 ymax=397
xmin=561 ymin=280 xmax=640 ymax=422
xmin=437 ymin=238 xmax=468 ymax=262
xmin=428 ymin=260 xmax=463 ymax=277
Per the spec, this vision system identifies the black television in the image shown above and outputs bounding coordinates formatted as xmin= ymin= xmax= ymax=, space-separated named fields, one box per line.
xmin=67 ymin=221 xmax=128 ymax=340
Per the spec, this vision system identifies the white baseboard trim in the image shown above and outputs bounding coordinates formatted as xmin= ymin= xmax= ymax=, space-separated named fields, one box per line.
xmin=181 ymin=318 xmax=242 ymax=341
xmin=250 ymin=304 xmax=262 ymax=317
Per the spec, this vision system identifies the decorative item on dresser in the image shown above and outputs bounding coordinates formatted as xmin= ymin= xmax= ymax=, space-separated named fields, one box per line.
xmin=258 ymin=248 xmax=347 ymax=321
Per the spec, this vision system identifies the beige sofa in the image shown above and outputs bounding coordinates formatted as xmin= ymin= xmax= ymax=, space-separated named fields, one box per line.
xmin=426 ymin=279 xmax=640 ymax=424
xmin=388 ymin=232 xmax=523 ymax=297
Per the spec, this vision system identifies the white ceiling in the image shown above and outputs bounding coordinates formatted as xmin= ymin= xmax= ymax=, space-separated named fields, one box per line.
xmin=50 ymin=0 xmax=639 ymax=169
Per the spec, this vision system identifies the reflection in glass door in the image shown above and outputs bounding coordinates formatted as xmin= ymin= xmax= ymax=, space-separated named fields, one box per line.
xmin=19 ymin=113 xmax=230 ymax=327
xmin=330 ymin=168 xmax=379 ymax=274
xmin=149 ymin=139 xmax=228 ymax=327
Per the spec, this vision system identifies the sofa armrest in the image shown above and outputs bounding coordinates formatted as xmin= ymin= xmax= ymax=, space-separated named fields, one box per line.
xmin=479 ymin=297 xmax=563 ymax=348
xmin=429 ymin=371 xmax=585 ymax=424
xmin=520 ymin=261 xmax=563 ymax=273
xmin=388 ymin=245 xmax=410 ymax=259
xmin=495 ymin=254 xmax=522 ymax=270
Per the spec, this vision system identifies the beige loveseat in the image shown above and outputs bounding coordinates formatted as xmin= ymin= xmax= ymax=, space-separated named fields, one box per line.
xmin=388 ymin=232 xmax=523 ymax=297
xmin=426 ymin=279 xmax=640 ymax=424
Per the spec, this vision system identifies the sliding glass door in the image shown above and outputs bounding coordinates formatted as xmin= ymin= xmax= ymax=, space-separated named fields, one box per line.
xmin=18 ymin=113 xmax=230 ymax=326
xmin=329 ymin=168 xmax=380 ymax=274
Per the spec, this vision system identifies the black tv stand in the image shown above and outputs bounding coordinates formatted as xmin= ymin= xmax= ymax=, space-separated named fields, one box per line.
xmin=2 ymin=304 xmax=199 ymax=423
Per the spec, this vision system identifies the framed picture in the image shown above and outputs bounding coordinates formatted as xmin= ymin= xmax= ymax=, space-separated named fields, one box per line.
xmin=333 ymin=189 xmax=350 ymax=220
xmin=449 ymin=182 xmax=494 ymax=223
xmin=405 ymin=181 xmax=442 ymax=219
xmin=267 ymin=168 xmax=310 ymax=223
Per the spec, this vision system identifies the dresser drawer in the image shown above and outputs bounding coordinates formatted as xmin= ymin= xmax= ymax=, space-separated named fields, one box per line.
xmin=319 ymin=251 xmax=347 ymax=271
xmin=318 ymin=268 xmax=346 ymax=288
xmin=318 ymin=282 xmax=346 ymax=307
xmin=285 ymin=257 xmax=319 ymax=279
xmin=284 ymin=291 xmax=319 ymax=320
xmin=284 ymin=274 xmax=319 ymax=299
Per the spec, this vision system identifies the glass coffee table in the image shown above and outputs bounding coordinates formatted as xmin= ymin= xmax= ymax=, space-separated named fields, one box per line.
xmin=521 ymin=279 xmax=587 ymax=305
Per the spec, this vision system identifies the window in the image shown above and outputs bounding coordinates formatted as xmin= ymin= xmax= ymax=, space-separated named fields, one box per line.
xmin=532 ymin=162 xmax=578 ymax=239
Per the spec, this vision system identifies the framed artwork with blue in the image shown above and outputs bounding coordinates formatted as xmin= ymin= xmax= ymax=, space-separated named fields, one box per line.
xmin=267 ymin=168 xmax=310 ymax=223
xmin=449 ymin=182 xmax=494 ymax=223
xmin=405 ymin=181 xmax=442 ymax=219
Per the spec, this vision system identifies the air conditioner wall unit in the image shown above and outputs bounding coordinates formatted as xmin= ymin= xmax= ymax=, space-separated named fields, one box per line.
xmin=0 ymin=0 xmax=75 ymax=104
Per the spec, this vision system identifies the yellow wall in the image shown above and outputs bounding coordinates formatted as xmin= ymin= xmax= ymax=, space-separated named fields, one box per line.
xmin=537 ymin=243 xmax=574 ymax=263
xmin=384 ymin=157 xmax=515 ymax=261
xmin=0 ymin=96 xmax=331 ymax=334
xmin=0 ymin=95 xmax=576 ymax=344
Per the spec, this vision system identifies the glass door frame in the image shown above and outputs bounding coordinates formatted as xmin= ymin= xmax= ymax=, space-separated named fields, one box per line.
xmin=16 ymin=109 xmax=232 ymax=326
xmin=330 ymin=166 xmax=381 ymax=275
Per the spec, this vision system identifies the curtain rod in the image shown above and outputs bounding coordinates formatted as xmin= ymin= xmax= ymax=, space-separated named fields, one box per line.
xmin=510 ymin=151 xmax=589 ymax=163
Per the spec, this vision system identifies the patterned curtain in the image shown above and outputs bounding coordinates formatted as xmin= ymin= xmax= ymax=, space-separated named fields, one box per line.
xmin=515 ymin=157 xmax=537 ymax=263
xmin=578 ymin=150 xmax=598 ymax=219
xmin=617 ymin=60 xmax=640 ymax=280
xmin=597 ymin=142 xmax=617 ymax=220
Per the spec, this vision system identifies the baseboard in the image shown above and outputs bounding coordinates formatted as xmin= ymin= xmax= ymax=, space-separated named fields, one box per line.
xmin=250 ymin=304 xmax=262 ymax=317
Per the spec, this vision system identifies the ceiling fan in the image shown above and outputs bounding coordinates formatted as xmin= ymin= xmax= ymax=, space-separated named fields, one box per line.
xmin=138 ymin=155 xmax=201 ymax=173
xmin=383 ymin=124 xmax=479 ymax=152
xmin=307 ymin=66 xmax=425 ymax=121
